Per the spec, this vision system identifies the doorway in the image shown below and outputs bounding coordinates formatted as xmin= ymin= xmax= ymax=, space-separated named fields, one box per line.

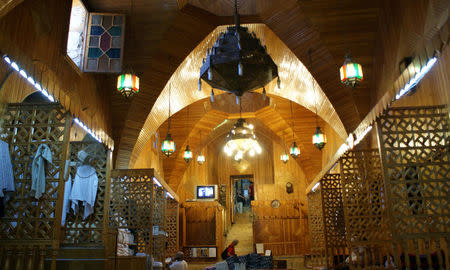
xmin=230 ymin=175 xmax=254 ymax=223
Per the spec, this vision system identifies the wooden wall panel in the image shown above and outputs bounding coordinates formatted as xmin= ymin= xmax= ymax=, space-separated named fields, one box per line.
xmin=252 ymin=200 xmax=309 ymax=256
xmin=182 ymin=201 xmax=222 ymax=247
xmin=0 ymin=0 xmax=113 ymax=146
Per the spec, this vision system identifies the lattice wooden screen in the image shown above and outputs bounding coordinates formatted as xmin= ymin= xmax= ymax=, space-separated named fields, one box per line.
xmin=377 ymin=105 xmax=449 ymax=269
xmin=340 ymin=150 xmax=393 ymax=269
xmin=307 ymin=190 xmax=326 ymax=267
xmin=165 ymin=198 xmax=179 ymax=257
xmin=61 ymin=141 xmax=111 ymax=246
xmin=321 ymin=173 xmax=347 ymax=268
xmin=0 ymin=103 xmax=71 ymax=269
xmin=109 ymin=169 xmax=154 ymax=254
xmin=152 ymin=185 xmax=167 ymax=262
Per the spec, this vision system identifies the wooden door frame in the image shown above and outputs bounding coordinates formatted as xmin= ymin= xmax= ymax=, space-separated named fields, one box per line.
xmin=229 ymin=174 xmax=254 ymax=224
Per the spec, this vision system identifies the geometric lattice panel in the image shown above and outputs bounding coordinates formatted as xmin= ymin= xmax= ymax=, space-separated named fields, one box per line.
xmin=340 ymin=150 xmax=393 ymax=269
xmin=307 ymin=190 xmax=326 ymax=267
xmin=61 ymin=141 xmax=110 ymax=246
xmin=109 ymin=169 xmax=154 ymax=254
xmin=165 ymin=198 xmax=179 ymax=258
xmin=152 ymin=186 xmax=167 ymax=262
xmin=84 ymin=13 xmax=124 ymax=73
xmin=377 ymin=105 xmax=449 ymax=269
xmin=320 ymin=173 xmax=347 ymax=268
xmin=0 ymin=103 xmax=70 ymax=244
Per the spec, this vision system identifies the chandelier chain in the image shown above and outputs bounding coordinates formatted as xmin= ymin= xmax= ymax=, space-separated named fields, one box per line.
xmin=309 ymin=49 xmax=319 ymax=127
xmin=290 ymin=100 xmax=295 ymax=140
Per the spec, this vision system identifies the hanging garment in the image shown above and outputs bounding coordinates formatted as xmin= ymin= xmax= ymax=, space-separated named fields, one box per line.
xmin=70 ymin=164 xmax=98 ymax=219
xmin=0 ymin=140 xmax=14 ymax=197
xmin=61 ymin=175 xmax=72 ymax=226
xmin=31 ymin=144 xmax=52 ymax=199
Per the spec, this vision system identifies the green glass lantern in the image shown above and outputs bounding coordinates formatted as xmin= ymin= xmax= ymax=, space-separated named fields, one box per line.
xmin=184 ymin=145 xmax=193 ymax=163
xmin=312 ymin=126 xmax=327 ymax=150
xmin=289 ymin=142 xmax=300 ymax=158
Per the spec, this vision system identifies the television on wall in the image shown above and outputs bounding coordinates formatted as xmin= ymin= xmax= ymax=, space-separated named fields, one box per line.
xmin=196 ymin=185 xmax=217 ymax=200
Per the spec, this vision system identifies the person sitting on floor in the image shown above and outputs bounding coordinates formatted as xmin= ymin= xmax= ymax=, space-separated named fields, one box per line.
xmin=221 ymin=240 xmax=239 ymax=260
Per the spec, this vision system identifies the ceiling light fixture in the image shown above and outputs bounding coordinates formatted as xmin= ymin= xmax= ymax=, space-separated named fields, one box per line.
xmin=289 ymin=101 xmax=300 ymax=158
xmin=197 ymin=130 xmax=205 ymax=165
xmin=308 ymin=49 xmax=327 ymax=150
xmin=116 ymin=73 xmax=139 ymax=97
xmin=198 ymin=0 xmax=279 ymax=102
xmin=161 ymin=84 xmax=175 ymax=157
xmin=183 ymin=106 xmax=193 ymax=163
xmin=224 ymin=98 xmax=262 ymax=162
xmin=339 ymin=0 xmax=363 ymax=88
xmin=280 ymin=132 xmax=289 ymax=164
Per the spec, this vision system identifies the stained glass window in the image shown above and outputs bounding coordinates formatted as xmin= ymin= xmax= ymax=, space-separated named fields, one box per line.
xmin=83 ymin=13 xmax=125 ymax=73
xmin=66 ymin=0 xmax=88 ymax=69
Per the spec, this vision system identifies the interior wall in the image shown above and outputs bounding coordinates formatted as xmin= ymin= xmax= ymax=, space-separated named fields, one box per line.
xmin=0 ymin=0 xmax=112 ymax=140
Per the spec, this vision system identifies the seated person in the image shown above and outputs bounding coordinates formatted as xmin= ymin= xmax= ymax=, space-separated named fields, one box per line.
xmin=169 ymin=251 xmax=188 ymax=270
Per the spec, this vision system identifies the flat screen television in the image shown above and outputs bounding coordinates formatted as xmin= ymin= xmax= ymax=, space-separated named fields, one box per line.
xmin=196 ymin=185 xmax=217 ymax=200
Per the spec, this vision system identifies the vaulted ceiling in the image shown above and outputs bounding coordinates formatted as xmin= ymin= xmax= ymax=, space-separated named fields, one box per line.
xmin=84 ymin=0 xmax=381 ymax=169
xmin=155 ymin=93 xmax=335 ymax=189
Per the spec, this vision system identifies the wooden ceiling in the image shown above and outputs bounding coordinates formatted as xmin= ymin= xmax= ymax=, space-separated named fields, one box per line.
xmin=156 ymin=93 xmax=334 ymax=190
xmin=84 ymin=0 xmax=381 ymax=169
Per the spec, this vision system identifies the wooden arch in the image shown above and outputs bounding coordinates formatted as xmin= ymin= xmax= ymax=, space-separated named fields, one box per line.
xmin=122 ymin=24 xmax=348 ymax=169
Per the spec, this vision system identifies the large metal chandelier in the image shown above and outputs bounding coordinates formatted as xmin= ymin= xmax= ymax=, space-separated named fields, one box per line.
xmin=224 ymin=118 xmax=262 ymax=162
xmin=198 ymin=0 xmax=279 ymax=99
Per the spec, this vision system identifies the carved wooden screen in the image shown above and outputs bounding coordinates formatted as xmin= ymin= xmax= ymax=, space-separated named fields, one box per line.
xmin=321 ymin=173 xmax=347 ymax=268
xmin=152 ymin=184 xmax=167 ymax=262
xmin=0 ymin=103 xmax=71 ymax=269
xmin=165 ymin=198 xmax=179 ymax=258
xmin=61 ymin=141 xmax=111 ymax=245
xmin=307 ymin=190 xmax=326 ymax=267
xmin=109 ymin=169 xmax=154 ymax=254
xmin=340 ymin=150 xmax=393 ymax=269
xmin=377 ymin=105 xmax=449 ymax=269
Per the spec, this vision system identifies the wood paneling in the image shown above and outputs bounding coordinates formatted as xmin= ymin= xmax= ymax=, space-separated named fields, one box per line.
xmin=0 ymin=0 xmax=23 ymax=18
xmin=252 ymin=200 xmax=309 ymax=256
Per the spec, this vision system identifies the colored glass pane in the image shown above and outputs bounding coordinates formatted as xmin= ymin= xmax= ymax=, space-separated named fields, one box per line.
xmin=100 ymin=33 xmax=111 ymax=52
xmin=106 ymin=48 xmax=121 ymax=58
xmin=88 ymin=48 xmax=103 ymax=58
xmin=102 ymin=15 xmax=113 ymax=29
xmin=90 ymin=25 xmax=105 ymax=35
xmin=108 ymin=26 xmax=122 ymax=36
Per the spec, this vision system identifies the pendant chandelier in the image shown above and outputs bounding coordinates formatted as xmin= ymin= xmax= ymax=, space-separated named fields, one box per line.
xmin=161 ymin=84 xmax=175 ymax=157
xmin=340 ymin=53 xmax=363 ymax=88
xmin=289 ymin=101 xmax=300 ymax=158
xmin=117 ymin=73 xmax=139 ymax=97
xmin=309 ymin=49 xmax=327 ymax=150
xmin=224 ymin=100 xmax=262 ymax=162
xmin=198 ymin=0 xmax=279 ymax=101
xmin=183 ymin=107 xmax=192 ymax=163
xmin=280 ymin=133 xmax=289 ymax=164
xmin=197 ymin=130 xmax=205 ymax=165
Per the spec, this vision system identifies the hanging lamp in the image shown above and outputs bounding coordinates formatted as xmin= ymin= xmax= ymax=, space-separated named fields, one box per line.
xmin=339 ymin=0 xmax=363 ymax=88
xmin=280 ymin=132 xmax=289 ymax=164
xmin=198 ymin=0 xmax=279 ymax=100
xmin=197 ymin=131 xmax=205 ymax=165
xmin=183 ymin=107 xmax=193 ymax=163
xmin=117 ymin=73 xmax=139 ymax=97
xmin=116 ymin=0 xmax=139 ymax=98
xmin=161 ymin=84 xmax=175 ymax=157
xmin=308 ymin=49 xmax=327 ymax=150
xmin=340 ymin=53 xmax=363 ymax=88
xmin=289 ymin=101 xmax=300 ymax=158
